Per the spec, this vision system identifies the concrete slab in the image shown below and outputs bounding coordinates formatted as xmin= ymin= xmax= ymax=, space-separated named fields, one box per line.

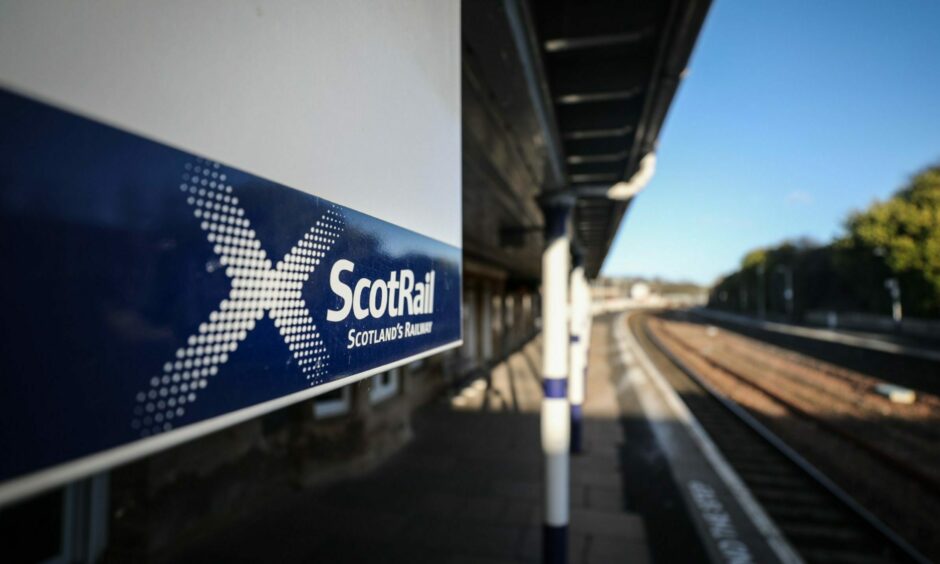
xmin=695 ymin=307 xmax=940 ymax=363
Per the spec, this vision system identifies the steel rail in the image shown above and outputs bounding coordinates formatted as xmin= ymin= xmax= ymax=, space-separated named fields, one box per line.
xmin=654 ymin=321 xmax=940 ymax=498
xmin=633 ymin=313 xmax=931 ymax=564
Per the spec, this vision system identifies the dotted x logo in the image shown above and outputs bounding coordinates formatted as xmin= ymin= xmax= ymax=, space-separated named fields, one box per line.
xmin=132 ymin=159 xmax=344 ymax=437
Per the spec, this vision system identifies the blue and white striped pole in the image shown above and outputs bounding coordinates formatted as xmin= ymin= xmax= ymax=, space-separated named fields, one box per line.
xmin=568 ymin=251 xmax=586 ymax=454
xmin=541 ymin=197 xmax=572 ymax=564
xmin=582 ymin=275 xmax=592 ymax=399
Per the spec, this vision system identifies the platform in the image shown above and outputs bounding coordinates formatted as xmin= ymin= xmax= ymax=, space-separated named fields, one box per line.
xmin=163 ymin=313 xmax=790 ymax=563
xmin=694 ymin=308 xmax=940 ymax=363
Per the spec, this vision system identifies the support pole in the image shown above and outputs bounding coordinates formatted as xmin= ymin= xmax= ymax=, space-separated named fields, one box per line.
xmin=581 ymin=270 xmax=592 ymax=421
xmin=540 ymin=196 xmax=572 ymax=564
xmin=886 ymin=278 xmax=903 ymax=327
xmin=757 ymin=263 xmax=766 ymax=320
xmin=502 ymin=292 xmax=513 ymax=356
xmin=568 ymin=251 xmax=586 ymax=454
xmin=481 ymin=282 xmax=494 ymax=363
xmin=582 ymin=276 xmax=592 ymax=397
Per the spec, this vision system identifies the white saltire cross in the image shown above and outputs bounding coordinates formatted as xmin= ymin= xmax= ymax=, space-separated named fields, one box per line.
xmin=131 ymin=159 xmax=344 ymax=437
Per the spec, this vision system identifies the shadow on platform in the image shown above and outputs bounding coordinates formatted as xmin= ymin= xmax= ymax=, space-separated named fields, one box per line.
xmin=158 ymin=317 xmax=706 ymax=564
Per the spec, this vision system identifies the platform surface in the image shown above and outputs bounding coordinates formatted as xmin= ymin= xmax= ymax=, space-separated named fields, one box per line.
xmin=694 ymin=308 xmax=940 ymax=362
xmin=164 ymin=313 xmax=788 ymax=563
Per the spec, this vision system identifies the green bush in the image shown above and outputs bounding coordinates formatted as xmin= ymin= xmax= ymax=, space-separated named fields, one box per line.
xmin=710 ymin=164 xmax=940 ymax=318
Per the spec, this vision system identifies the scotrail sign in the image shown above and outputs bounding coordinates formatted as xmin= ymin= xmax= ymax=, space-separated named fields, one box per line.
xmin=0 ymin=2 xmax=461 ymax=504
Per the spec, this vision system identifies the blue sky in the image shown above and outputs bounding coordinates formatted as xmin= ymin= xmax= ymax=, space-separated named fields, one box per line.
xmin=601 ymin=0 xmax=940 ymax=285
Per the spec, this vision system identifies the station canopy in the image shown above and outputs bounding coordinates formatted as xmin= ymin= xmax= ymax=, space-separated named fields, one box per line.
xmin=463 ymin=0 xmax=711 ymax=279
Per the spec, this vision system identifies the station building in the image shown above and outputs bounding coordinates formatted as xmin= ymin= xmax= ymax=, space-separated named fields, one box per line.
xmin=0 ymin=1 xmax=710 ymax=562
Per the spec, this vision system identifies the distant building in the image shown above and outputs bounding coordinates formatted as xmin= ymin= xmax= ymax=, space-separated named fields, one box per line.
xmin=631 ymin=282 xmax=652 ymax=301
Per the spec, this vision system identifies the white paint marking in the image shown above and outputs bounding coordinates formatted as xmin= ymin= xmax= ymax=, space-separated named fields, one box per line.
xmin=617 ymin=312 xmax=803 ymax=564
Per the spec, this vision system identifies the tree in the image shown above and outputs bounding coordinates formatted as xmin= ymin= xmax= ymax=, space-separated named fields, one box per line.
xmin=839 ymin=164 xmax=940 ymax=316
xmin=710 ymin=163 xmax=940 ymax=319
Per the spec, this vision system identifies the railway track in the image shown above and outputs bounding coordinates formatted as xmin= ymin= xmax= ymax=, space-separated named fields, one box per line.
xmin=628 ymin=312 xmax=932 ymax=563
xmin=653 ymin=320 xmax=940 ymax=497
xmin=684 ymin=312 xmax=940 ymax=398
xmin=671 ymin=318 xmax=940 ymax=446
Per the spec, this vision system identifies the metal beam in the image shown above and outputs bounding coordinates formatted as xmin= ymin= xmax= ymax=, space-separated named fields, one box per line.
xmin=543 ymin=28 xmax=655 ymax=53
xmin=562 ymin=125 xmax=634 ymax=140
xmin=566 ymin=152 xmax=628 ymax=165
xmin=555 ymin=87 xmax=643 ymax=105
xmin=570 ymin=173 xmax=618 ymax=184
xmin=504 ymin=0 xmax=567 ymax=190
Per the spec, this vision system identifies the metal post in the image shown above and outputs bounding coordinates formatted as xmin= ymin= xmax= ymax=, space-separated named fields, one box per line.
xmin=481 ymin=283 xmax=493 ymax=363
xmin=583 ymin=276 xmax=592 ymax=377
xmin=568 ymin=251 xmax=586 ymax=454
xmin=503 ymin=292 xmax=513 ymax=356
xmin=775 ymin=265 xmax=794 ymax=320
xmin=582 ymin=274 xmax=592 ymax=408
xmin=885 ymin=278 xmax=902 ymax=326
xmin=523 ymin=292 xmax=532 ymax=334
xmin=757 ymin=263 xmax=766 ymax=320
xmin=875 ymin=248 xmax=902 ymax=329
xmin=540 ymin=196 xmax=572 ymax=564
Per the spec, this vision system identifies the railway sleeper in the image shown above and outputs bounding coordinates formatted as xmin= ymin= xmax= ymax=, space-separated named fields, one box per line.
xmin=800 ymin=546 xmax=903 ymax=564
xmin=723 ymin=458 xmax=800 ymax=472
xmin=736 ymin=472 xmax=809 ymax=488
xmin=638 ymin=314 xmax=933 ymax=564
xmin=780 ymin=522 xmax=868 ymax=543
xmin=718 ymin=447 xmax=787 ymax=459
xmin=762 ymin=503 xmax=846 ymax=522
xmin=751 ymin=487 xmax=826 ymax=504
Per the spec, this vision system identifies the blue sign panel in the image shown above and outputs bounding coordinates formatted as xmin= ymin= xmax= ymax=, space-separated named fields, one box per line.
xmin=0 ymin=89 xmax=461 ymax=497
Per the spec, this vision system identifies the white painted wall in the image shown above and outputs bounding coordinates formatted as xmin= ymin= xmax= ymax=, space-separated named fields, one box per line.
xmin=0 ymin=0 xmax=462 ymax=247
